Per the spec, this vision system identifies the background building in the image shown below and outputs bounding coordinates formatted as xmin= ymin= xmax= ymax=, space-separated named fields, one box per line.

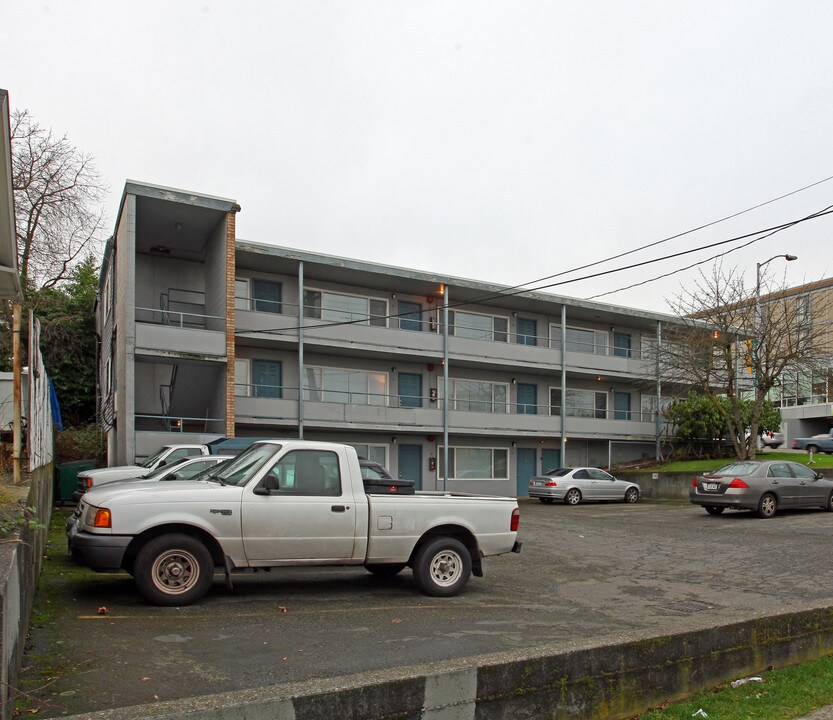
xmin=99 ymin=181 xmax=690 ymax=496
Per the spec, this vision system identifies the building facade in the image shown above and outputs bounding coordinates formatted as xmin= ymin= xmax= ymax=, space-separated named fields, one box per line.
xmin=99 ymin=182 xmax=687 ymax=496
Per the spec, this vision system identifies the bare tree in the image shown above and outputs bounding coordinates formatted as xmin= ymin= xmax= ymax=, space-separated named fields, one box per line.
xmin=659 ymin=262 xmax=825 ymax=460
xmin=11 ymin=109 xmax=108 ymax=290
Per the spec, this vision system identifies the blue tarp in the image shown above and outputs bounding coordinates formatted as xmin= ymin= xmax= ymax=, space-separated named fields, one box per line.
xmin=49 ymin=378 xmax=64 ymax=431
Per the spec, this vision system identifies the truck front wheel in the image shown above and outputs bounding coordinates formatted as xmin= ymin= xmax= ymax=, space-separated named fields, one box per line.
xmin=134 ymin=534 xmax=214 ymax=606
xmin=413 ymin=537 xmax=472 ymax=597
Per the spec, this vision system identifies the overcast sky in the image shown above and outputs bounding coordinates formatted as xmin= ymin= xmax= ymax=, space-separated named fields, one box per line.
xmin=3 ymin=1 xmax=833 ymax=312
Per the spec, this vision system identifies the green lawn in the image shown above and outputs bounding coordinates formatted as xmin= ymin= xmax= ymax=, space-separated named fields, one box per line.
xmin=644 ymin=451 xmax=833 ymax=473
xmin=637 ymin=652 xmax=833 ymax=719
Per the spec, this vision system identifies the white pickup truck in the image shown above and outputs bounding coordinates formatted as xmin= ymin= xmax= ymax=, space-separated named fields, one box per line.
xmin=68 ymin=440 xmax=522 ymax=606
xmin=75 ymin=437 xmax=269 ymax=498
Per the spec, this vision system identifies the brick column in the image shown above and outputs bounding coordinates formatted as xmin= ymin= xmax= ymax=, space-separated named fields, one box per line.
xmin=225 ymin=207 xmax=239 ymax=437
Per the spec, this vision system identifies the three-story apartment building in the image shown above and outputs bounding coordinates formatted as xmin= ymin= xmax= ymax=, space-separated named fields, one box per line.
xmin=99 ymin=181 xmax=685 ymax=496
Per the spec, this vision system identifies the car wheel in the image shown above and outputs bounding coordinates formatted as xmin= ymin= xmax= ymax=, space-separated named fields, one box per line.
xmin=756 ymin=493 xmax=777 ymax=519
xmin=807 ymin=445 xmax=820 ymax=454
xmin=412 ymin=537 xmax=472 ymax=597
xmin=564 ymin=489 xmax=582 ymax=505
xmin=365 ymin=563 xmax=407 ymax=579
xmin=705 ymin=506 xmax=725 ymax=515
xmin=825 ymin=491 xmax=833 ymax=512
xmin=624 ymin=487 xmax=639 ymax=503
xmin=538 ymin=497 xmax=555 ymax=504
xmin=134 ymin=534 xmax=214 ymax=606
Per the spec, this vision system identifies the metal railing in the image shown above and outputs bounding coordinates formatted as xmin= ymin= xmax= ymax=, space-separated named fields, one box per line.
xmin=137 ymin=306 xmax=224 ymax=328
xmin=233 ymin=384 xmax=656 ymax=421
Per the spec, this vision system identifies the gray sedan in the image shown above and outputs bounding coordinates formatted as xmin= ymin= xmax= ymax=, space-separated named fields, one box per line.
xmin=690 ymin=460 xmax=833 ymax=518
xmin=528 ymin=467 xmax=640 ymax=505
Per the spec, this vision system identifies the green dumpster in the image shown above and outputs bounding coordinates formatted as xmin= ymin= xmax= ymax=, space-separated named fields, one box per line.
xmin=54 ymin=459 xmax=97 ymax=503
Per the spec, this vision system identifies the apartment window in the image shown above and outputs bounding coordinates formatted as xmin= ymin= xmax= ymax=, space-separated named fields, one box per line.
xmin=252 ymin=360 xmax=282 ymax=398
xmin=448 ymin=310 xmax=508 ymax=342
xmin=439 ymin=447 xmax=508 ymax=479
xmin=516 ymin=317 xmax=537 ymax=346
xmin=234 ymin=359 xmax=250 ymax=397
xmin=350 ymin=444 xmax=388 ymax=466
xmin=550 ymin=388 xmax=607 ymax=418
xmin=304 ymin=366 xmax=388 ymax=405
xmin=550 ymin=325 xmax=608 ymax=355
xmin=304 ymin=290 xmax=387 ymax=327
xmin=252 ymin=280 xmax=282 ymax=314
xmin=442 ymin=379 xmax=508 ymax=413
xmin=235 ymin=278 xmax=249 ymax=310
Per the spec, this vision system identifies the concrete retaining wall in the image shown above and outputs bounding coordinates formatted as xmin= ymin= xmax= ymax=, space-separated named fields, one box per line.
xmin=60 ymin=604 xmax=833 ymax=720
xmin=0 ymin=466 xmax=53 ymax=720
xmin=623 ymin=468 xmax=833 ymax=501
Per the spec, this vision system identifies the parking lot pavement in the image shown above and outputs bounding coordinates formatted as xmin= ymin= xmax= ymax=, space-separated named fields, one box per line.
xmin=23 ymin=500 xmax=833 ymax=716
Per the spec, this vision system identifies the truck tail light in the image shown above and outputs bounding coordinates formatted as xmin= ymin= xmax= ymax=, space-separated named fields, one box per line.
xmin=93 ymin=509 xmax=112 ymax=528
xmin=510 ymin=508 xmax=520 ymax=532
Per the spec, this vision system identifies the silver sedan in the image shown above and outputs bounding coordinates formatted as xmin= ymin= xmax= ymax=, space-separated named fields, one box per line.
xmin=690 ymin=460 xmax=833 ymax=518
xmin=528 ymin=467 xmax=640 ymax=505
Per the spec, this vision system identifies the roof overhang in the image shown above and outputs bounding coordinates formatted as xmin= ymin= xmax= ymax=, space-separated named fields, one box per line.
xmin=0 ymin=89 xmax=22 ymax=302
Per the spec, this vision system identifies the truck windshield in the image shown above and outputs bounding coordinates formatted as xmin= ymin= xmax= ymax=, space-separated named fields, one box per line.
xmin=205 ymin=443 xmax=281 ymax=486
xmin=140 ymin=447 xmax=170 ymax=468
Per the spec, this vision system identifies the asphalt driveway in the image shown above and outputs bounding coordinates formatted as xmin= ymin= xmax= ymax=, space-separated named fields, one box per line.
xmin=21 ymin=499 xmax=833 ymax=716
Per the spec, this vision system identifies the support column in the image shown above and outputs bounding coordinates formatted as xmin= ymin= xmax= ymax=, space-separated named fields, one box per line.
xmin=298 ymin=261 xmax=305 ymax=440
xmin=224 ymin=208 xmax=239 ymax=438
xmin=442 ymin=286 xmax=449 ymax=492
xmin=560 ymin=305 xmax=567 ymax=464
xmin=656 ymin=321 xmax=662 ymax=461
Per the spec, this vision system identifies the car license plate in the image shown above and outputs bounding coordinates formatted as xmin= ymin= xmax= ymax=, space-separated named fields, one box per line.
xmin=704 ymin=482 xmax=719 ymax=491
xmin=533 ymin=480 xmax=543 ymax=486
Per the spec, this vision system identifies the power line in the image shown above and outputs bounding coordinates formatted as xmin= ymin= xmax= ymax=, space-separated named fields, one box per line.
xmin=235 ymin=204 xmax=833 ymax=336
xmin=453 ymin=173 xmax=833 ymax=302
xmin=586 ymin=205 xmax=833 ymax=300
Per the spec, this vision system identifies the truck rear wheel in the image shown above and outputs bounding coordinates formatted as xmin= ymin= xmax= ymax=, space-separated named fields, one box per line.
xmin=134 ymin=534 xmax=214 ymax=606
xmin=412 ymin=537 xmax=471 ymax=597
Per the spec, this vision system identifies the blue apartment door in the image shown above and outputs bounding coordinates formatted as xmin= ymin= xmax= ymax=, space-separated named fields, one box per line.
xmin=517 ymin=317 xmax=537 ymax=346
xmin=398 ymin=373 xmax=422 ymax=408
xmin=614 ymin=392 xmax=632 ymax=420
xmin=398 ymin=445 xmax=422 ymax=490
xmin=516 ymin=448 xmax=536 ymax=496
xmin=613 ymin=332 xmax=632 ymax=358
xmin=517 ymin=383 xmax=537 ymax=414
xmin=541 ymin=449 xmax=561 ymax=474
xmin=252 ymin=360 xmax=282 ymax=398
xmin=398 ymin=300 xmax=423 ymax=332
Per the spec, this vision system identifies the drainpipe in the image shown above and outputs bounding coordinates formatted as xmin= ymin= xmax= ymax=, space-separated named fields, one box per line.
xmin=656 ymin=320 xmax=662 ymax=461
xmin=13 ymin=303 xmax=21 ymax=485
xmin=443 ymin=287 xmax=449 ymax=492
xmin=298 ymin=261 xmax=304 ymax=440
xmin=560 ymin=305 xmax=567 ymax=465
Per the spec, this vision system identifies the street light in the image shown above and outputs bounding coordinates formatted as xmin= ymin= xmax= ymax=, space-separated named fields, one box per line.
xmin=754 ymin=252 xmax=798 ymax=388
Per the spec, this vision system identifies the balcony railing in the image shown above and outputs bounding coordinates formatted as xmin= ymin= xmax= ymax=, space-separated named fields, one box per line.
xmin=233 ymin=384 xmax=657 ymax=421
xmin=135 ymin=413 xmax=225 ymax=433
xmin=137 ymin=306 xmax=224 ymax=329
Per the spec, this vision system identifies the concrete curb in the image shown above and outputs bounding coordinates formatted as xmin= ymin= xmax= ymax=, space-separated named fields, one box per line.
xmin=59 ymin=604 xmax=833 ymax=720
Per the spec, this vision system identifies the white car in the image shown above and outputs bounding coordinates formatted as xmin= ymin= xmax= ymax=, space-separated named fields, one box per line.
xmin=529 ymin=467 xmax=640 ymax=505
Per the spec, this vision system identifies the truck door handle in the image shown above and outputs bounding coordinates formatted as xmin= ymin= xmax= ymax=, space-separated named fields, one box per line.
xmin=331 ymin=505 xmax=347 ymax=512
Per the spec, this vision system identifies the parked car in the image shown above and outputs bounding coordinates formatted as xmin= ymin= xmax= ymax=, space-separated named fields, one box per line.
xmin=528 ymin=467 xmax=640 ymax=505
xmin=72 ymin=455 xmax=234 ymax=501
xmin=690 ymin=460 xmax=833 ymax=518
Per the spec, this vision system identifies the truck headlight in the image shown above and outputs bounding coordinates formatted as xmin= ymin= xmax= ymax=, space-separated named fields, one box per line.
xmin=93 ymin=508 xmax=112 ymax=528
